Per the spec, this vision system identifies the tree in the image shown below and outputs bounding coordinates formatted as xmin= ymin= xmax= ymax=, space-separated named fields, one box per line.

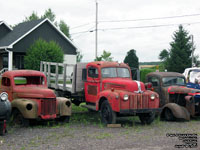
xmin=41 ymin=8 xmax=56 ymax=22
xmin=124 ymin=49 xmax=139 ymax=69
xmin=59 ymin=20 xmax=71 ymax=39
xmin=77 ymin=51 xmax=83 ymax=62
xmin=24 ymin=39 xmax=64 ymax=70
xmin=159 ymin=49 xmax=169 ymax=61
xmin=24 ymin=11 xmax=39 ymax=22
xmin=162 ymin=25 xmax=195 ymax=73
xmin=94 ymin=50 xmax=113 ymax=61
xmin=20 ymin=9 xmax=71 ymax=39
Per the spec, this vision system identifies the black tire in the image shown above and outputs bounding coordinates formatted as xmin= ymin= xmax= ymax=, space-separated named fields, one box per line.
xmin=58 ymin=116 xmax=70 ymax=123
xmin=100 ymin=101 xmax=116 ymax=124
xmin=164 ymin=108 xmax=175 ymax=121
xmin=0 ymin=121 xmax=6 ymax=136
xmin=12 ymin=110 xmax=29 ymax=127
xmin=139 ymin=112 xmax=155 ymax=125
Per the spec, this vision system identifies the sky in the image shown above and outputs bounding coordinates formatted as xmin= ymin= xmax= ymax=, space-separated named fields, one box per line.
xmin=1 ymin=0 xmax=200 ymax=62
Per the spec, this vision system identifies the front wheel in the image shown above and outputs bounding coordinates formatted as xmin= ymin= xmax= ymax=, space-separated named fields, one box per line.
xmin=12 ymin=110 xmax=29 ymax=127
xmin=164 ymin=108 xmax=175 ymax=121
xmin=100 ymin=101 xmax=116 ymax=125
xmin=139 ymin=112 xmax=155 ymax=125
xmin=0 ymin=121 xmax=6 ymax=136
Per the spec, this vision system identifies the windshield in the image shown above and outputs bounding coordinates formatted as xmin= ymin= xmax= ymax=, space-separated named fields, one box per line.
xmin=162 ymin=77 xmax=186 ymax=86
xmin=14 ymin=76 xmax=45 ymax=86
xmin=189 ymin=70 xmax=200 ymax=83
xmin=101 ymin=67 xmax=130 ymax=78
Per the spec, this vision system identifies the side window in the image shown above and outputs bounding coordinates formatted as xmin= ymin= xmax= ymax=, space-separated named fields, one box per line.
xmin=2 ymin=77 xmax=11 ymax=86
xmin=88 ymin=67 xmax=99 ymax=78
xmin=149 ymin=77 xmax=159 ymax=87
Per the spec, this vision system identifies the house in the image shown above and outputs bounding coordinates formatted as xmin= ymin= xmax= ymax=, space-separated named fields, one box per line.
xmin=0 ymin=19 xmax=77 ymax=71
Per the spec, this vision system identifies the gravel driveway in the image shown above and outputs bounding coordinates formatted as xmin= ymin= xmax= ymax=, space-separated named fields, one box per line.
xmin=0 ymin=109 xmax=199 ymax=150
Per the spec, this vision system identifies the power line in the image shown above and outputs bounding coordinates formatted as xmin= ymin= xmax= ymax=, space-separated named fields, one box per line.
xmin=71 ymin=22 xmax=94 ymax=30
xmin=99 ymin=13 xmax=200 ymax=23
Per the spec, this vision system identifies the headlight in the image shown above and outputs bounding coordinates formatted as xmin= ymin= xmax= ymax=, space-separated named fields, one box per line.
xmin=123 ymin=94 xmax=129 ymax=101
xmin=150 ymin=94 xmax=155 ymax=100
xmin=0 ymin=92 xmax=8 ymax=101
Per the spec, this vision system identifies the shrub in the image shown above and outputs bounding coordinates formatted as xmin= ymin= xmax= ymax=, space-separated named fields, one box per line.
xmin=24 ymin=39 xmax=64 ymax=70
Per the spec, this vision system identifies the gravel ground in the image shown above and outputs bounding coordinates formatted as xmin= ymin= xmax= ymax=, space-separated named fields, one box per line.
xmin=0 ymin=115 xmax=199 ymax=150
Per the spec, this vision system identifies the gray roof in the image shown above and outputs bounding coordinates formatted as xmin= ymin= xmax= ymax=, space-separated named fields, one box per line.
xmin=0 ymin=19 xmax=44 ymax=48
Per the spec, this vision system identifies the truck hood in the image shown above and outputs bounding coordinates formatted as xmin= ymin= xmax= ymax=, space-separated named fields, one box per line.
xmin=102 ymin=78 xmax=145 ymax=92
xmin=168 ymin=85 xmax=200 ymax=95
xmin=13 ymin=86 xmax=56 ymax=99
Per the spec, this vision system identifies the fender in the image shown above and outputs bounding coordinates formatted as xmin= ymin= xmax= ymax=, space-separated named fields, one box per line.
xmin=56 ymin=97 xmax=71 ymax=117
xmin=11 ymin=99 xmax=38 ymax=119
xmin=162 ymin=103 xmax=190 ymax=120
xmin=96 ymin=90 xmax=120 ymax=112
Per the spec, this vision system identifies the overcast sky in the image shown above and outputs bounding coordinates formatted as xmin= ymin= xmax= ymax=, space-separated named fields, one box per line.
xmin=1 ymin=0 xmax=200 ymax=62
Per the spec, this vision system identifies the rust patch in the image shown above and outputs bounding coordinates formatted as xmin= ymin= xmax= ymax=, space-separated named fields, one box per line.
xmin=88 ymin=85 xmax=97 ymax=95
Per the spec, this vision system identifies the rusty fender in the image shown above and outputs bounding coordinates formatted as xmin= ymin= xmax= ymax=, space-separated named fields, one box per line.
xmin=162 ymin=103 xmax=190 ymax=120
xmin=11 ymin=99 xmax=38 ymax=119
xmin=56 ymin=97 xmax=71 ymax=116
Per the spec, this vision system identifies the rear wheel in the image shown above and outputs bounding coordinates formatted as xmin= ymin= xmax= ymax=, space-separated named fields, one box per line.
xmin=164 ymin=108 xmax=175 ymax=121
xmin=139 ymin=112 xmax=155 ymax=125
xmin=12 ymin=110 xmax=29 ymax=127
xmin=100 ymin=101 xmax=116 ymax=124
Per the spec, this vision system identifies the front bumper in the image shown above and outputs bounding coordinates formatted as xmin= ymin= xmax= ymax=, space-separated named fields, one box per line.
xmin=120 ymin=108 xmax=162 ymax=115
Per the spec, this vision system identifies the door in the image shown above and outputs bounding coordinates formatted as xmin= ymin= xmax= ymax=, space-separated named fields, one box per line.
xmin=85 ymin=66 xmax=100 ymax=103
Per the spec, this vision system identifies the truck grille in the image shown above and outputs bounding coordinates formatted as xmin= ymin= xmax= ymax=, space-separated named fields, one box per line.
xmin=130 ymin=94 xmax=149 ymax=109
xmin=41 ymin=98 xmax=56 ymax=115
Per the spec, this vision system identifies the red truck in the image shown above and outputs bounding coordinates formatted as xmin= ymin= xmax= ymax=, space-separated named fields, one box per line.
xmin=0 ymin=70 xmax=71 ymax=126
xmin=41 ymin=61 xmax=160 ymax=124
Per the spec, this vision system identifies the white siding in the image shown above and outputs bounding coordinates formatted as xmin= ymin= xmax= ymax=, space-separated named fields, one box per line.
xmin=63 ymin=54 xmax=77 ymax=78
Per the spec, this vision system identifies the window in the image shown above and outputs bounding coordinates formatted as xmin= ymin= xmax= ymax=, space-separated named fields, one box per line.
xmin=149 ymin=77 xmax=159 ymax=87
xmin=101 ymin=67 xmax=130 ymax=78
xmin=14 ymin=76 xmax=45 ymax=85
xmin=2 ymin=77 xmax=11 ymax=86
xmin=162 ymin=77 xmax=185 ymax=86
xmin=88 ymin=67 xmax=99 ymax=78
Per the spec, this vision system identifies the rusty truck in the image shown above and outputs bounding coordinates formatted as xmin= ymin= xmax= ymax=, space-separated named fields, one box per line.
xmin=146 ymin=72 xmax=200 ymax=121
xmin=0 ymin=70 xmax=71 ymax=126
xmin=41 ymin=61 xmax=161 ymax=124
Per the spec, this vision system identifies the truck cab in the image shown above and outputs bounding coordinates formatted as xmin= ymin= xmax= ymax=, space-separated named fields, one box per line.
xmin=0 ymin=70 xmax=71 ymax=126
xmin=83 ymin=61 xmax=160 ymax=124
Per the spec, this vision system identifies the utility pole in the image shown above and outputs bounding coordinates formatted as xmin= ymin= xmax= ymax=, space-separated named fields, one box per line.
xmin=95 ymin=1 xmax=98 ymax=59
xmin=191 ymin=35 xmax=194 ymax=67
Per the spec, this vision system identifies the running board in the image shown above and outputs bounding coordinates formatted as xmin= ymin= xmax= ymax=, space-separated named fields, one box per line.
xmin=81 ymin=104 xmax=96 ymax=111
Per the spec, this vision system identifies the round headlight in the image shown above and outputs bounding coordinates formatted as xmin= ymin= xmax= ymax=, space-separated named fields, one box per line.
xmin=150 ymin=94 xmax=155 ymax=100
xmin=0 ymin=92 xmax=8 ymax=101
xmin=123 ymin=94 xmax=129 ymax=101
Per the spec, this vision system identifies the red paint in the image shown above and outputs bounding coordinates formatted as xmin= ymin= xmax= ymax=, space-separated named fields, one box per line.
xmin=0 ymin=70 xmax=58 ymax=120
xmin=84 ymin=61 xmax=159 ymax=113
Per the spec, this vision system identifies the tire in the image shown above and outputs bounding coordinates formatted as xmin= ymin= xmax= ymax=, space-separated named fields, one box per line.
xmin=139 ymin=112 xmax=155 ymax=125
xmin=100 ymin=101 xmax=116 ymax=124
xmin=12 ymin=110 xmax=29 ymax=127
xmin=164 ymin=108 xmax=175 ymax=121
xmin=58 ymin=116 xmax=70 ymax=123
xmin=0 ymin=121 xmax=6 ymax=136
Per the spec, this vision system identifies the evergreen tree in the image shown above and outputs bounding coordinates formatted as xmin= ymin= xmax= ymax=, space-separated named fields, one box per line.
xmin=124 ymin=49 xmax=139 ymax=69
xmin=166 ymin=25 xmax=193 ymax=73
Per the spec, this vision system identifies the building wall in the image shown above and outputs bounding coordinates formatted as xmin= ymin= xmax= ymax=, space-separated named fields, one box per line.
xmin=13 ymin=21 xmax=77 ymax=55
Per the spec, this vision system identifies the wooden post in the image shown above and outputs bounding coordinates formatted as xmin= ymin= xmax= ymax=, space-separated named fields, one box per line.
xmin=40 ymin=61 xmax=43 ymax=72
xmin=63 ymin=64 xmax=67 ymax=91
xmin=55 ymin=63 xmax=59 ymax=89
xmin=47 ymin=62 xmax=51 ymax=87
xmin=44 ymin=62 xmax=47 ymax=77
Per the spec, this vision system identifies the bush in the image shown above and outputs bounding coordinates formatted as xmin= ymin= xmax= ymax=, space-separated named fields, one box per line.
xmin=24 ymin=39 xmax=64 ymax=70
xmin=140 ymin=68 xmax=156 ymax=82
